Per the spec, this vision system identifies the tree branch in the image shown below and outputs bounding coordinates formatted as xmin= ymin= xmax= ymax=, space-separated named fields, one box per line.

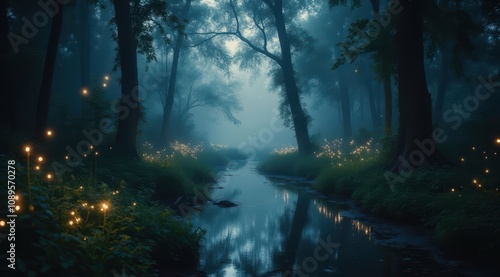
xmin=229 ymin=0 xmax=282 ymax=65
xmin=184 ymin=32 xmax=235 ymax=47
xmin=252 ymin=11 xmax=268 ymax=52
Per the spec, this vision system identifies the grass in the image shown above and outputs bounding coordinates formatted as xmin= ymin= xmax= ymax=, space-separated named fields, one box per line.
xmin=260 ymin=138 xmax=500 ymax=261
xmin=0 ymin=128 xmax=246 ymax=276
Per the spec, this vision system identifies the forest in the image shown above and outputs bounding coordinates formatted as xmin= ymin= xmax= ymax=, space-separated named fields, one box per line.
xmin=0 ymin=0 xmax=499 ymax=276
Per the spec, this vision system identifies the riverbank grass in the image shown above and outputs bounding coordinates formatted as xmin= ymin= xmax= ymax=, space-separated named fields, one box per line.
xmin=260 ymin=138 xmax=500 ymax=260
xmin=0 ymin=128 xmax=245 ymax=275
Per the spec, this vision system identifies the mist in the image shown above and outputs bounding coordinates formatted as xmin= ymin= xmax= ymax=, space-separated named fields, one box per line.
xmin=1 ymin=0 xmax=499 ymax=276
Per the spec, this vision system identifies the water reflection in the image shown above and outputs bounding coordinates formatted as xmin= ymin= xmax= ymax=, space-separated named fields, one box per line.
xmin=190 ymin=161 xmax=402 ymax=276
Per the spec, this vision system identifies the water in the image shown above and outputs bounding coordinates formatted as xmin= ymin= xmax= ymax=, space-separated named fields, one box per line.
xmin=189 ymin=160 xmax=469 ymax=277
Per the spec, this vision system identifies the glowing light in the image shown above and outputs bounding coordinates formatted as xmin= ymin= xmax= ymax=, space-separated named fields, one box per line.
xmin=102 ymin=203 xmax=109 ymax=210
xmin=71 ymin=211 xmax=75 ymax=215
xmin=14 ymin=195 xmax=19 ymax=200
xmin=472 ymin=146 xmax=476 ymax=150
xmin=69 ymin=221 xmax=74 ymax=226
xmin=133 ymin=202 xmax=136 ymax=206
xmin=354 ymin=69 xmax=358 ymax=73
xmin=0 ymin=221 xmax=5 ymax=227
xmin=451 ymin=188 xmax=455 ymax=192
xmin=478 ymin=184 xmax=482 ymax=188
xmin=83 ymin=237 xmax=87 ymax=240
xmin=104 ymin=75 xmax=110 ymax=81
xmin=65 ymin=156 xmax=69 ymax=160
xmin=80 ymin=186 xmax=83 ymax=189
xmin=497 ymin=138 xmax=500 ymax=144
xmin=103 ymin=83 xmax=107 ymax=87
xmin=46 ymin=130 xmax=53 ymax=136
xmin=485 ymin=169 xmax=490 ymax=174
xmin=473 ymin=179 xmax=477 ymax=184
xmin=82 ymin=89 xmax=88 ymax=95
xmin=90 ymin=145 xmax=93 ymax=149
xmin=47 ymin=174 xmax=52 ymax=180
xmin=38 ymin=156 xmax=43 ymax=162
xmin=15 ymin=206 xmax=20 ymax=211
xmin=460 ymin=157 xmax=465 ymax=162
xmin=25 ymin=146 xmax=31 ymax=153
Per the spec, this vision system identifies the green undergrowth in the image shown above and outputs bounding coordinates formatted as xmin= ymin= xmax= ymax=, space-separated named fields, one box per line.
xmin=0 ymin=167 xmax=205 ymax=276
xmin=0 ymin=128 xmax=247 ymax=276
xmin=317 ymin=164 xmax=500 ymax=259
xmin=259 ymin=152 xmax=330 ymax=179
xmin=261 ymin=140 xmax=500 ymax=260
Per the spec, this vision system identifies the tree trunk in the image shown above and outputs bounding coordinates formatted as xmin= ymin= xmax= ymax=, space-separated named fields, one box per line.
xmin=382 ymin=70 xmax=392 ymax=137
xmin=79 ymin=0 xmax=91 ymax=90
xmin=113 ymin=0 xmax=140 ymax=158
xmin=0 ymin=0 xmax=8 ymax=54
xmin=367 ymin=83 xmax=382 ymax=129
xmin=160 ymin=0 xmax=192 ymax=146
xmin=34 ymin=3 xmax=64 ymax=140
xmin=0 ymin=0 xmax=15 ymax=129
xmin=434 ymin=44 xmax=449 ymax=123
xmin=273 ymin=0 xmax=313 ymax=154
xmin=338 ymin=68 xmax=352 ymax=138
xmin=387 ymin=0 xmax=440 ymax=171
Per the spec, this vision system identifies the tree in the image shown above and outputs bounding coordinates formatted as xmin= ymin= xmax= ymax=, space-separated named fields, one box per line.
xmin=113 ymin=0 xmax=141 ymax=158
xmin=332 ymin=1 xmax=396 ymax=138
xmin=174 ymin=77 xmax=242 ymax=125
xmin=34 ymin=2 xmax=64 ymax=140
xmin=160 ymin=0 xmax=192 ymax=146
xmin=387 ymin=0 xmax=439 ymax=170
xmin=0 ymin=0 xmax=8 ymax=54
xmin=202 ymin=0 xmax=314 ymax=153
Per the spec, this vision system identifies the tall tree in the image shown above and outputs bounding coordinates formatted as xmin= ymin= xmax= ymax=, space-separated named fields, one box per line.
xmin=223 ymin=0 xmax=313 ymax=153
xmin=387 ymin=0 xmax=438 ymax=170
xmin=160 ymin=0 xmax=192 ymax=146
xmin=113 ymin=0 xmax=141 ymax=158
xmin=0 ymin=0 xmax=8 ymax=54
xmin=34 ymin=2 xmax=64 ymax=140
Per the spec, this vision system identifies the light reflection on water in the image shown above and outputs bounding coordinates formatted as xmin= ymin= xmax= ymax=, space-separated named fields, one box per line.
xmin=190 ymin=161 xmax=403 ymax=276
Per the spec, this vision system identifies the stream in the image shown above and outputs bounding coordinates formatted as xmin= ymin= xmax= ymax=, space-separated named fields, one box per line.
xmin=189 ymin=160 xmax=489 ymax=277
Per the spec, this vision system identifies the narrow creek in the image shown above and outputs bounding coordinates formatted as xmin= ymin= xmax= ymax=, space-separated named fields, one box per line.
xmin=189 ymin=160 xmax=484 ymax=277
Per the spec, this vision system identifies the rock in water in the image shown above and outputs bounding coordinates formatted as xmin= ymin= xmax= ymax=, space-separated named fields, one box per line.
xmin=213 ymin=200 xmax=237 ymax=208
